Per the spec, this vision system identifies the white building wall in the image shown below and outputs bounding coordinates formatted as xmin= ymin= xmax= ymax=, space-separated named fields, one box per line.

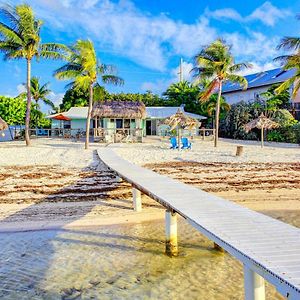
xmin=222 ymin=86 xmax=271 ymax=105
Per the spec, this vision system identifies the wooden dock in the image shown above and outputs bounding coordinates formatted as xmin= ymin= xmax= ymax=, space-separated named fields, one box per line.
xmin=98 ymin=148 xmax=300 ymax=300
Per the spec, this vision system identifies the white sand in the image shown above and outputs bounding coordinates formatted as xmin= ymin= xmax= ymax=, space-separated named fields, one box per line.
xmin=0 ymin=138 xmax=100 ymax=168
xmin=114 ymin=137 xmax=300 ymax=165
xmin=0 ymin=137 xmax=299 ymax=232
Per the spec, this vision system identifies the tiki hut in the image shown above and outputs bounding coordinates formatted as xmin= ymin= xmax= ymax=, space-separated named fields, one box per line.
xmin=92 ymin=101 xmax=146 ymax=142
xmin=244 ymin=113 xmax=279 ymax=148
xmin=0 ymin=117 xmax=8 ymax=131
xmin=165 ymin=109 xmax=199 ymax=149
xmin=92 ymin=100 xmax=146 ymax=119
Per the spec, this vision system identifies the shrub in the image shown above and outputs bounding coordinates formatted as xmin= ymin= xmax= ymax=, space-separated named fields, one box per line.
xmin=267 ymin=130 xmax=285 ymax=142
xmin=293 ymin=123 xmax=300 ymax=144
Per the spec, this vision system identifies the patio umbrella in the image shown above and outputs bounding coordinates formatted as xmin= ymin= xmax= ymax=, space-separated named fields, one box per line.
xmin=0 ymin=117 xmax=8 ymax=131
xmin=165 ymin=109 xmax=198 ymax=150
xmin=244 ymin=113 xmax=279 ymax=148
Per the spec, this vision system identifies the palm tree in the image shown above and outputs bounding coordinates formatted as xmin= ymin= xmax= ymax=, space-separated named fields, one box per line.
xmin=54 ymin=39 xmax=123 ymax=149
xmin=192 ymin=39 xmax=251 ymax=147
xmin=0 ymin=4 xmax=43 ymax=146
xmin=20 ymin=77 xmax=54 ymax=109
xmin=274 ymin=17 xmax=300 ymax=97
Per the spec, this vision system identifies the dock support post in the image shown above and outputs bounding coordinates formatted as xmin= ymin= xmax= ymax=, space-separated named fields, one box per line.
xmin=244 ymin=265 xmax=265 ymax=300
xmin=165 ymin=210 xmax=178 ymax=257
xmin=213 ymin=242 xmax=225 ymax=253
xmin=132 ymin=187 xmax=142 ymax=212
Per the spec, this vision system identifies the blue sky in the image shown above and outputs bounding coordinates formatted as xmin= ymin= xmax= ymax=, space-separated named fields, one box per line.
xmin=0 ymin=0 xmax=299 ymax=112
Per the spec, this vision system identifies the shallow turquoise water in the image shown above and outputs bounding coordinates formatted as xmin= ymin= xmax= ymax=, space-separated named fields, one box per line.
xmin=0 ymin=219 xmax=282 ymax=299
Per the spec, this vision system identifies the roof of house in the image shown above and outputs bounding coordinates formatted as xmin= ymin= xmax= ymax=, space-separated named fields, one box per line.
xmin=92 ymin=101 xmax=146 ymax=119
xmin=47 ymin=104 xmax=206 ymax=120
xmin=146 ymin=106 xmax=206 ymax=120
xmin=46 ymin=107 xmax=89 ymax=119
xmin=222 ymin=68 xmax=295 ymax=94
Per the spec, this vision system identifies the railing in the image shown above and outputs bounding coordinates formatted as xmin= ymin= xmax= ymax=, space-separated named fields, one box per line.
xmin=94 ymin=128 xmax=144 ymax=143
xmin=198 ymin=128 xmax=215 ymax=140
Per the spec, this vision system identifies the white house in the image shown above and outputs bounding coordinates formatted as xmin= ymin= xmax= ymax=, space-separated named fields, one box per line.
xmin=222 ymin=68 xmax=300 ymax=119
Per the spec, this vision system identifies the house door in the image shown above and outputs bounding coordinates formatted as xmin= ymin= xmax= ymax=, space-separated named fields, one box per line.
xmin=146 ymin=120 xmax=152 ymax=135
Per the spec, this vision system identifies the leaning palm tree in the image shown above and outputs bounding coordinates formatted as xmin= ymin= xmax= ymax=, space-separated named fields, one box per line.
xmin=0 ymin=4 xmax=43 ymax=145
xmin=274 ymin=16 xmax=300 ymax=97
xmin=21 ymin=77 xmax=54 ymax=109
xmin=192 ymin=39 xmax=251 ymax=147
xmin=54 ymin=39 xmax=124 ymax=149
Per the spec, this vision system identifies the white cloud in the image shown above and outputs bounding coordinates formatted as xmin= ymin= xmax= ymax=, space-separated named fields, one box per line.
xmin=48 ymin=92 xmax=64 ymax=107
xmin=206 ymin=2 xmax=291 ymax=26
xmin=19 ymin=0 xmax=286 ymax=78
xmin=205 ymin=8 xmax=242 ymax=22
xmin=17 ymin=84 xmax=26 ymax=95
xmin=248 ymin=2 xmax=291 ymax=26
xmin=141 ymin=60 xmax=193 ymax=94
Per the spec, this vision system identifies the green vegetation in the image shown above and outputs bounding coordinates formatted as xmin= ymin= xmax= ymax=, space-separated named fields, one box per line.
xmin=192 ymin=39 xmax=251 ymax=147
xmin=221 ymin=85 xmax=299 ymax=143
xmin=0 ymin=96 xmax=50 ymax=128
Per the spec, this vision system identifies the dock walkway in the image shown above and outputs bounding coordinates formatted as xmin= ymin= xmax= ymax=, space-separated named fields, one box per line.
xmin=98 ymin=148 xmax=300 ymax=300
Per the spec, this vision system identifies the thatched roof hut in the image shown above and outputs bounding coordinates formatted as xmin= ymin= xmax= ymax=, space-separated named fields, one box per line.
xmin=92 ymin=101 xmax=146 ymax=119
xmin=0 ymin=117 xmax=8 ymax=131
xmin=244 ymin=113 xmax=279 ymax=148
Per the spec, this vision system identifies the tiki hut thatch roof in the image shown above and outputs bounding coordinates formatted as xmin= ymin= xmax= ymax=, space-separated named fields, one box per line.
xmin=165 ymin=109 xmax=198 ymax=130
xmin=0 ymin=117 xmax=8 ymax=131
xmin=244 ymin=113 xmax=279 ymax=132
xmin=92 ymin=101 xmax=146 ymax=119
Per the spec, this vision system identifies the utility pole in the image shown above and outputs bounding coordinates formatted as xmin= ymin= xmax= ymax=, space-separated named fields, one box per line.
xmin=178 ymin=58 xmax=183 ymax=82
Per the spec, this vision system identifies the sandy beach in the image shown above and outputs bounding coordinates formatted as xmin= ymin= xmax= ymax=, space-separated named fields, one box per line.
xmin=1 ymin=138 xmax=299 ymax=299
xmin=0 ymin=137 xmax=299 ymax=231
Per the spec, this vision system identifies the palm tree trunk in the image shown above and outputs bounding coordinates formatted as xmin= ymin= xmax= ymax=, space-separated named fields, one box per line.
xmin=25 ymin=58 xmax=32 ymax=146
xmin=214 ymin=81 xmax=222 ymax=148
xmin=85 ymin=84 xmax=93 ymax=149
xmin=261 ymin=126 xmax=264 ymax=148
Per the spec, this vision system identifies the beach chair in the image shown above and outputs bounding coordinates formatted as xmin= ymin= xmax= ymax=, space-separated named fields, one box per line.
xmin=181 ymin=137 xmax=192 ymax=149
xmin=170 ymin=137 xmax=178 ymax=149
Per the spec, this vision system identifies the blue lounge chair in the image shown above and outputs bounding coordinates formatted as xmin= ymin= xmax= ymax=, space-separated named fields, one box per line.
xmin=181 ymin=137 xmax=192 ymax=149
xmin=170 ymin=137 xmax=178 ymax=149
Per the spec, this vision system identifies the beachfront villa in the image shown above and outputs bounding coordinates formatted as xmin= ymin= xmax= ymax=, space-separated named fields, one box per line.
xmin=222 ymin=68 xmax=300 ymax=119
xmin=47 ymin=102 xmax=206 ymax=139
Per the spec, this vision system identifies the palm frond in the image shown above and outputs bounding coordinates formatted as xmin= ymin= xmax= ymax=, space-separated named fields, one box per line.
xmin=226 ymin=74 xmax=248 ymax=89
xmin=275 ymin=76 xmax=295 ymax=95
xmin=277 ymin=37 xmax=300 ymax=51
xmin=229 ymin=62 xmax=252 ymax=73
xmin=101 ymin=75 xmax=124 ymax=85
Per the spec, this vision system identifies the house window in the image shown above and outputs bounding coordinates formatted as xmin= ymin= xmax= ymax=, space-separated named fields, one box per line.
xmin=254 ymin=92 xmax=260 ymax=100
xmin=116 ymin=119 xmax=123 ymax=128
xmin=63 ymin=120 xmax=71 ymax=129
xmin=124 ymin=119 xmax=130 ymax=128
